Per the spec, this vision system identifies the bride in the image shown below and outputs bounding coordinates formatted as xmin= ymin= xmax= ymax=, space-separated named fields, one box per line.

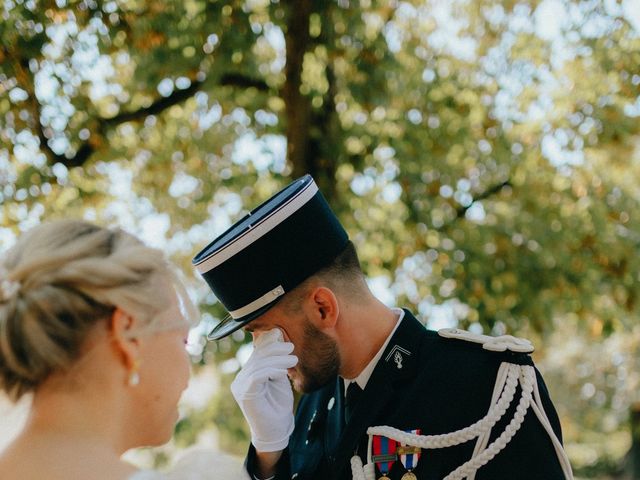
xmin=0 ymin=220 xmax=247 ymax=479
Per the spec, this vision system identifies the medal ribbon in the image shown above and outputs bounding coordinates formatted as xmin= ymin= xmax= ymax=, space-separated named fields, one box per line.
xmin=399 ymin=429 xmax=421 ymax=471
xmin=372 ymin=434 xmax=397 ymax=476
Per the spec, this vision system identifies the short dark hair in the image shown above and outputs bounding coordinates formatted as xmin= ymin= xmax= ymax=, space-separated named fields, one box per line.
xmin=315 ymin=240 xmax=363 ymax=282
xmin=281 ymin=241 xmax=367 ymax=312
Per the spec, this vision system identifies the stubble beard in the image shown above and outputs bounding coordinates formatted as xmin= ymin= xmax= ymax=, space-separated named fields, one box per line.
xmin=293 ymin=320 xmax=341 ymax=393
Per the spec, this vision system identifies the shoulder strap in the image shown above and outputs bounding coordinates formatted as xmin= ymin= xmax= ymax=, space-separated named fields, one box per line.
xmin=437 ymin=327 xmax=535 ymax=353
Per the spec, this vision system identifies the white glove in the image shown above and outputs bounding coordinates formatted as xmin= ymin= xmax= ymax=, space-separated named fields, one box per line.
xmin=231 ymin=328 xmax=298 ymax=452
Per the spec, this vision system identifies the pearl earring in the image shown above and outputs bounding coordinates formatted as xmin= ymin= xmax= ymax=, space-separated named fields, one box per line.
xmin=128 ymin=360 xmax=140 ymax=387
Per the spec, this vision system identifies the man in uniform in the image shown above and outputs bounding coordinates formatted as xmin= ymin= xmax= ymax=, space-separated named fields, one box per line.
xmin=193 ymin=175 xmax=573 ymax=480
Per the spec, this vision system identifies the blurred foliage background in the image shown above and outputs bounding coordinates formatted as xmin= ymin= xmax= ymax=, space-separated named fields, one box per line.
xmin=1 ymin=0 xmax=640 ymax=477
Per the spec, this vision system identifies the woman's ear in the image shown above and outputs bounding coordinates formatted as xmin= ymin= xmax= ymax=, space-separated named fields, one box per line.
xmin=303 ymin=286 xmax=340 ymax=329
xmin=109 ymin=308 xmax=140 ymax=370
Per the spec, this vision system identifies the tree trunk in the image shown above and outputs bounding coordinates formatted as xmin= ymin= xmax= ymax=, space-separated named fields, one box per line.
xmin=282 ymin=0 xmax=313 ymax=181
xmin=281 ymin=1 xmax=340 ymax=205
xmin=631 ymin=403 xmax=640 ymax=479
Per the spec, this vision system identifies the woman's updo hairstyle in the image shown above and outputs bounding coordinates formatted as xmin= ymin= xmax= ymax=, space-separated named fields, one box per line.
xmin=0 ymin=220 xmax=197 ymax=401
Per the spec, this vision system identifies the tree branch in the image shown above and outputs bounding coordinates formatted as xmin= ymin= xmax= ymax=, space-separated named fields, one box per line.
xmin=105 ymin=73 xmax=269 ymax=127
xmin=12 ymin=57 xmax=70 ymax=167
xmin=219 ymin=73 xmax=269 ymax=90
xmin=64 ymin=142 xmax=97 ymax=169
xmin=455 ymin=179 xmax=512 ymax=219
xmin=103 ymin=78 xmax=205 ymax=127
xmin=16 ymin=69 xmax=273 ymax=169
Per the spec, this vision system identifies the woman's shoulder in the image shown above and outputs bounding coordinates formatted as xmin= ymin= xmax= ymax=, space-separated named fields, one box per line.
xmin=129 ymin=449 xmax=249 ymax=480
xmin=129 ymin=471 xmax=167 ymax=480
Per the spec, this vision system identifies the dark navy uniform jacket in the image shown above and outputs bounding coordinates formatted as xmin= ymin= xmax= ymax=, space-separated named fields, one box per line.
xmin=246 ymin=310 xmax=567 ymax=479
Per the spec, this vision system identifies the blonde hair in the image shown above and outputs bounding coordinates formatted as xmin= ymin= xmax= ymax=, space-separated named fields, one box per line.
xmin=0 ymin=220 xmax=198 ymax=401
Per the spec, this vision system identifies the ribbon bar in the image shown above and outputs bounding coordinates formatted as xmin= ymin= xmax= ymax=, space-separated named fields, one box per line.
xmin=371 ymin=453 xmax=398 ymax=463
xmin=397 ymin=446 xmax=421 ymax=455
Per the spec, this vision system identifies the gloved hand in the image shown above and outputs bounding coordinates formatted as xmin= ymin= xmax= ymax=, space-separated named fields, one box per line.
xmin=231 ymin=328 xmax=298 ymax=452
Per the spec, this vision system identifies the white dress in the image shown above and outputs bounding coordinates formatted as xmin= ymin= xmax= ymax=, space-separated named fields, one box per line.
xmin=128 ymin=449 xmax=250 ymax=480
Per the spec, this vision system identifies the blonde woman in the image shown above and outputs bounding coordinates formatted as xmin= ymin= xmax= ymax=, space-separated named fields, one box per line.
xmin=0 ymin=220 xmax=243 ymax=479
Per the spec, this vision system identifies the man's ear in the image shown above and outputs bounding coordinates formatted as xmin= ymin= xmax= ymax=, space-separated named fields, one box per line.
xmin=302 ymin=287 xmax=339 ymax=329
xmin=109 ymin=308 xmax=140 ymax=370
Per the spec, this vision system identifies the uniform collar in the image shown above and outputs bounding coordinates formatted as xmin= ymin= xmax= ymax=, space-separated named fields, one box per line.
xmin=330 ymin=309 xmax=427 ymax=475
xmin=342 ymin=308 xmax=405 ymax=394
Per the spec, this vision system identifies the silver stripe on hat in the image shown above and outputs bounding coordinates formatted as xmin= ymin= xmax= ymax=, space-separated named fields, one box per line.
xmin=228 ymin=285 xmax=285 ymax=319
xmin=194 ymin=180 xmax=319 ymax=274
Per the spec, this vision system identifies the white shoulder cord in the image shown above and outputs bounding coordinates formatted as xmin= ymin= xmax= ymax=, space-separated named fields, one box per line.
xmin=529 ymin=370 xmax=574 ymax=479
xmin=369 ymin=363 xmax=518 ymax=450
xmin=350 ymin=363 xmax=573 ymax=480
xmin=467 ymin=362 xmax=513 ymax=480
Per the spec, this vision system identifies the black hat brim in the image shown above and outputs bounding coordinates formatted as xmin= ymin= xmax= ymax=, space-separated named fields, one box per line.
xmin=206 ymin=297 xmax=282 ymax=340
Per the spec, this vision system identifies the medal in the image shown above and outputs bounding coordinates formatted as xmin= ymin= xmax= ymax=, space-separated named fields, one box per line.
xmin=399 ymin=429 xmax=421 ymax=480
xmin=372 ymin=434 xmax=397 ymax=480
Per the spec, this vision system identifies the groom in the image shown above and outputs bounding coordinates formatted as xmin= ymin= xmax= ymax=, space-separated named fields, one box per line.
xmin=193 ymin=175 xmax=572 ymax=479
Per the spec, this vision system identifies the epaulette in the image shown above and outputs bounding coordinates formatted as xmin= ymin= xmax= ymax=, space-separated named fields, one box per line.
xmin=349 ymin=330 xmax=573 ymax=480
xmin=437 ymin=328 xmax=535 ymax=354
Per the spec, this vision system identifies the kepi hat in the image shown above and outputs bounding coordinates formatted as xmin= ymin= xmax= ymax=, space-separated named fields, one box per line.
xmin=193 ymin=175 xmax=349 ymax=340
